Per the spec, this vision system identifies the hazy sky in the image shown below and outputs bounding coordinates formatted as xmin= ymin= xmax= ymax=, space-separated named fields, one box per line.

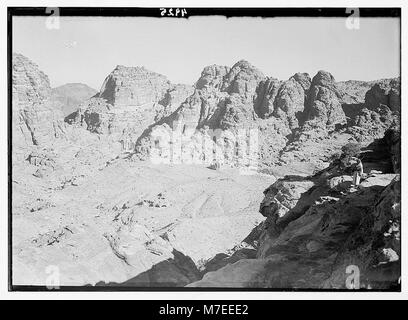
xmin=13 ymin=16 xmax=400 ymax=90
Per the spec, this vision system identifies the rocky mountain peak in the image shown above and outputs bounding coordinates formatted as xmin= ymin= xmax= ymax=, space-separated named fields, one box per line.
xmin=97 ymin=65 xmax=171 ymax=106
xmin=364 ymin=78 xmax=401 ymax=112
xmin=12 ymin=53 xmax=52 ymax=104
xmin=303 ymin=70 xmax=346 ymax=127
xmin=228 ymin=59 xmax=264 ymax=77
xmin=195 ymin=64 xmax=230 ymax=90
xmin=291 ymin=72 xmax=312 ymax=91
xmin=12 ymin=52 xmax=65 ymax=147
xmin=311 ymin=70 xmax=336 ymax=88
xmin=269 ymin=72 xmax=311 ymax=129
xmin=222 ymin=59 xmax=266 ymax=99
xmin=112 ymin=64 xmax=150 ymax=74
xmin=231 ymin=59 xmax=257 ymax=69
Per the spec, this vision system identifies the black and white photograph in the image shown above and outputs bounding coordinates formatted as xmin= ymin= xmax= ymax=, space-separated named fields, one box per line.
xmin=2 ymin=1 xmax=407 ymax=302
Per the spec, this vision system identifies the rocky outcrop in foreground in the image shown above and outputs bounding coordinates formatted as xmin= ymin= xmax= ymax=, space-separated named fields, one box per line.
xmin=189 ymin=129 xmax=400 ymax=289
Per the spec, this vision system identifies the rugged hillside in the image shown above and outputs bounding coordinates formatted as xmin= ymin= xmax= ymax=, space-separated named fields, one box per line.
xmin=11 ymin=53 xmax=400 ymax=289
xmin=337 ymin=80 xmax=376 ymax=104
xmin=51 ymin=83 xmax=97 ymax=116
xmin=134 ymin=60 xmax=399 ymax=175
xmin=12 ymin=54 xmax=267 ymax=287
xmin=189 ymin=129 xmax=400 ymax=289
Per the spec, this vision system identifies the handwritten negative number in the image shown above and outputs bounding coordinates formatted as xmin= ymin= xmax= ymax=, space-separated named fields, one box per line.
xmin=160 ymin=8 xmax=187 ymax=17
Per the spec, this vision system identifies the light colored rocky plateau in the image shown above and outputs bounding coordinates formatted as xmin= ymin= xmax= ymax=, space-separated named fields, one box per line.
xmin=12 ymin=53 xmax=400 ymax=288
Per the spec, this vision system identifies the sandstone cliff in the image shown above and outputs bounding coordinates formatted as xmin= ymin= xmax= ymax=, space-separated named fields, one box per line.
xmin=65 ymin=65 xmax=193 ymax=150
xmin=133 ymin=60 xmax=399 ymax=176
xmin=12 ymin=53 xmax=66 ymax=149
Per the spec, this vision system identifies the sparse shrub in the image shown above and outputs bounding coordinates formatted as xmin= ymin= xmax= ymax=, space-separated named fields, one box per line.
xmin=329 ymin=151 xmax=342 ymax=163
xmin=341 ymin=142 xmax=361 ymax=158
xmin=339 ymin=142 xmax=361 ymax=167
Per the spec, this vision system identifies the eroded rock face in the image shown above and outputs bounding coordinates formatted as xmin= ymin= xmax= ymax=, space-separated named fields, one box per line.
xmin=134 ymin=61 xmax=266 ymax=164
xmin=12 ymin=53 xmax=65 ymax=148
xmin=271 ymin=74 xmax=400 ymax=173
xmin=66 ymin=98 xmax=113 ymax=134
xmin=191 ymin=174 xmax=399 ymax=288
xmin=337 ymin=80 xmax=376 ymax=105
xmin=156 ymin=84 xmax=195 ymax=120
xmin=272 ymin=73 xmax=311 ymax=129
xmin=253 ymin=72 xmax=311 ymax=130
xmin=195 ymin=65 xmax=230 ymax=90
xmin=98 ymin=65 xmax=171 ymax=106
xmin=346 ymin=105 xmax=399 ymax=144
xmin=260 ymin=177 xmax=316 ymax=228
xmin=222 ymin=60 xmax=266 ymax=100
xmin=365 ymin=78 xmax=401 ymax=112
xmin=65 ymin=67 xmax=193 ymax=151
xmin=254 ymin=78 xmax=282 ymax=118
xmin=322 ymin=176 xmax=400 ymax=289
xmin=134 ymin=63 xmax=400 ymax=175
xmin=304 ymin=70 xmax=346 ymax=128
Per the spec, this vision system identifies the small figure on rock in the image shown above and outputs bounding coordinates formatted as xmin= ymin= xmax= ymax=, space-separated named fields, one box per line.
xmin=351 ymin=157 xmax=364 ymax=187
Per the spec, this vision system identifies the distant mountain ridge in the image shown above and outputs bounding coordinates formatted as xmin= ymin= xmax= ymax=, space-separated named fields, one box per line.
xmin=13 ymin=52 xmax=400 ymax=174
xmin=51 ymin=83 xmax=98 ymax=116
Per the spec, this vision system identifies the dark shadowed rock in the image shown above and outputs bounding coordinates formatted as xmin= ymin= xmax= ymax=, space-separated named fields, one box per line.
xmin=95 ymin=249 xmax=201 ymax=287
xmin=254 ymin=77 xmax=282 ymax=118
xmin=156 ymin=84 xmax=194 ymax=120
